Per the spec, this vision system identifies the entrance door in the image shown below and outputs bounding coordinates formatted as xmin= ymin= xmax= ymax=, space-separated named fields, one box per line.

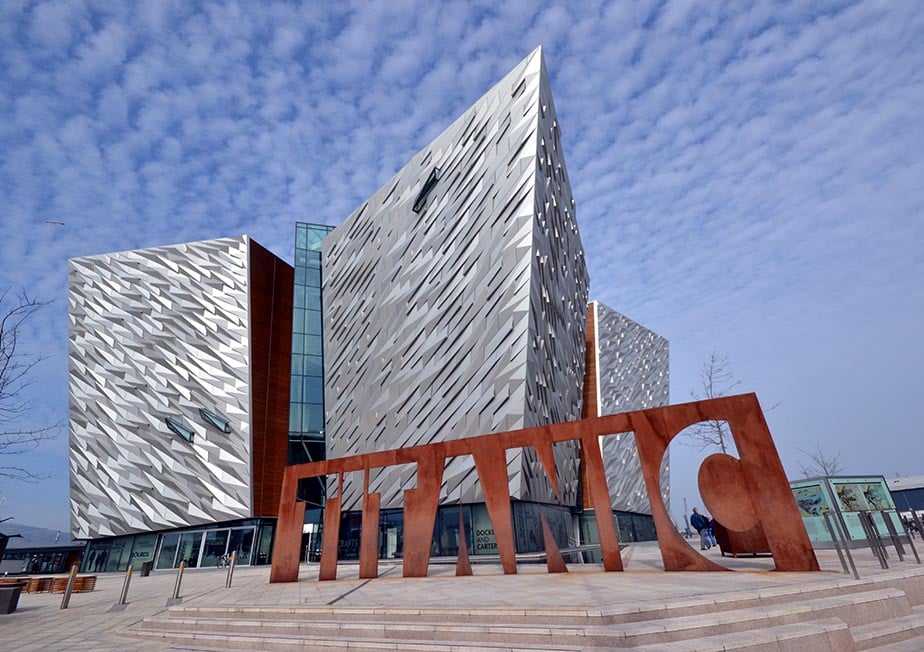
xmin=156 ymin=533 xmax=180 ymax=569
xmin=200 ymin=530 xmax=229 ymax=567
xmin=176 ymin=531 xmax=203 ymax=567
xmin=227 ymin=528 xmax=255 ymax=565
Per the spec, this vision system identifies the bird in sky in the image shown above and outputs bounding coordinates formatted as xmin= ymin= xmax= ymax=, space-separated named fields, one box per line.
xmin=45 ymin=220 xmax=65 ymax=225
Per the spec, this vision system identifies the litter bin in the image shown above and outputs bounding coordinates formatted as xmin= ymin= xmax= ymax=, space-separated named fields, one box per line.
xmin=140 ymin=561 xmax=154 ymax=577
xmin=0 ymin=582 xmax=24 ymax=614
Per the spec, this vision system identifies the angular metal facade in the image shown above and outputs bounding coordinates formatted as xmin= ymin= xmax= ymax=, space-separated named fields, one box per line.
xmin=590 ymin=301 xmax=670 ymax=515
xmin=323 ymin=47 xmax=589 ymax=511
xmin=68 ymin=236 xmax=291 ymax=539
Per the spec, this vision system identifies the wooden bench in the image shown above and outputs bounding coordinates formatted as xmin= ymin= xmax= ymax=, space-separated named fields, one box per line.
xmin=0 ymin=578 xmax=26 ymax=588
xmin=49 ymin=575 xmax=97 ymax=593
xmin=25 ymin=577 xmax=53 ymax=593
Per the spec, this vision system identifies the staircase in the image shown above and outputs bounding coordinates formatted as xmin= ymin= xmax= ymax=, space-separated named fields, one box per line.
xmin=125 ymin=568 xmax=924 ymax=650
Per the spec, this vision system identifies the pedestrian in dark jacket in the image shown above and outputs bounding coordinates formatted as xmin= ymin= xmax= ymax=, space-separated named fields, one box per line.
xmin=691 ymin=507 xmax=711 ymax=550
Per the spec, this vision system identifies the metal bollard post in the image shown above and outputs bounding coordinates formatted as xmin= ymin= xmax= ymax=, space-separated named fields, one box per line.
xmin=166 ymin=561 xmax=186 ymax=606
xmin=225 ymin=551 xmax=237 ymax=589
xmin=119 ymin=566 xmax=133 ymax=604
xmin=107 ymin=564 xmax=134 ymax=612
xmin=60 ymin=563 xmax=79 ymax=609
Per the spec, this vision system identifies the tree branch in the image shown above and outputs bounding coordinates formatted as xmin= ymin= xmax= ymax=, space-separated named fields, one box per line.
xmin=0 ymin=288 xmax=57 ymax=483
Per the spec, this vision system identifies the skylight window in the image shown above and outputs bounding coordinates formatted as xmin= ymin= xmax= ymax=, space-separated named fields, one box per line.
xmin=412 ymin=168 xmax=441 ymax=213
xmin=165 ymin=417 xmax=195 ymax=443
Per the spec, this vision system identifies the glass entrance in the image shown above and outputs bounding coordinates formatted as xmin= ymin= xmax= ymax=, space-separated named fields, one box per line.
xmin=176 ymin=531 xmax=203 ymax=567
xmin=156 ymin=533 xmax=180 ymax=569
xmin=228 ymin=528 xmax=255 ymax=565
xmin=200 ymin=529 xmax=230 ymax=567
xmin=153 ymin=525 xmax=259 ymax=569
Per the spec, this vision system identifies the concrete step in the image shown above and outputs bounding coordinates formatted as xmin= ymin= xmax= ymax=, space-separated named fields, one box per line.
xmin=852 ymin=605 xmax=924 ymax=650
xmin=130 ymin=588 xmax=908 ymax=648
xmin=132 ymin=618 xmax=854 ymax=652
xmin=632 ymin=617 xmax=852 ymax=651
xmin=138 ymin=617 xmax=588 ymax=646
xmin=166 ymin=604 xmax=602 ymax=626
xmin=865 ymin=635 xmax=924 ymax=651
xmin=167 ymin=576 xmax=919 ymax=627
xmin=607 ymin=587 xmax=908 ymax=646
xmin=126 ymin=628 xmax=586 ymax=651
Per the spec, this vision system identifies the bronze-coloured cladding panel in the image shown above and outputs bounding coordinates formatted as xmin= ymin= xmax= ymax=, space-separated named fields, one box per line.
xmin=540 ymin=511 xmax=568 ymax=573
xmin=456 ymin=508 xmax=473 ymax=576
xmin=248 ymin=240 xmax=294 ymax=517
xmin=270 ymin=393 xmax=818 ymax=582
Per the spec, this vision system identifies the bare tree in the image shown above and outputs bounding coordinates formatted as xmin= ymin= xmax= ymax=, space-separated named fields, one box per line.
xmin=685 ymin=350 xmax=741 ymax=454
xmin=1 ymin=288 xmax=58 ymax=481
xmin=798 ymin=444 xmax=843 ymax=478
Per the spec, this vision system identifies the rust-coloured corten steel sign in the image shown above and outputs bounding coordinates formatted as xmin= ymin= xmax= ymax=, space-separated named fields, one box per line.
xmin=270 ymin=393 xmax=819 ymax=583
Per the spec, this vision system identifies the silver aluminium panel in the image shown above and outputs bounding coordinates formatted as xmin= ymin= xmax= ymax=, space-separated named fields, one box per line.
xmin=68 ymin=237 xmax=254 ymax=539
xmin=323 ymin=48 xmax=588 ymax=510
xmin=592 ymin=301 xmax=670 ymax=515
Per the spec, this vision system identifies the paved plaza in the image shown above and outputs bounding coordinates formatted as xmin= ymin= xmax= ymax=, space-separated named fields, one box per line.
xmin=1 ymin=543 xmax=922 ymax=650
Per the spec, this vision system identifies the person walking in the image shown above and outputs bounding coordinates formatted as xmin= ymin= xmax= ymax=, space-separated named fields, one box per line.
xmin=704 ymin=515 xmax=718 ymax=549
xmin=691 ymin=507 xmax=711 ymax=550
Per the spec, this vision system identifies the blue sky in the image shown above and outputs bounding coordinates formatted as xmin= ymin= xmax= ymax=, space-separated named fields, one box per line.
xmin=1 ymin=1 xmax=922 ymax=533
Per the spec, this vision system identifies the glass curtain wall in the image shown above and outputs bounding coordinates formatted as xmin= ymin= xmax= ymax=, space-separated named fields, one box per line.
xmin=80 ymin=519 xmax=272 ymax=571
xmin=290 ymin=223 xmax=335 ymax=508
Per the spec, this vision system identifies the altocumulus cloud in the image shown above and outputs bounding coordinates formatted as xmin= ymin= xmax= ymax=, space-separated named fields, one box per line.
xmin=0 ymin=0 xmax=922 ymax=529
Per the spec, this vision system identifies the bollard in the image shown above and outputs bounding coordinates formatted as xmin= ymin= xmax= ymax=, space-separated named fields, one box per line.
xmin=225 ymin=551 xmax=237 ymax=589
xmin=59 ymin=563 xmax=79 ymax=609
xmin=107 ymin=564 xmax=134 ymax=612
xmin=119 ymin=566 xmax=133 ymax=604
xmin=166 ymin=561 xmax=186 ymax=606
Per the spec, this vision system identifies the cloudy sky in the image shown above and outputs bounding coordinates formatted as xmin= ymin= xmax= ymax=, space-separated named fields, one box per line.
xmin=1 ymin=0 xmax=922 ymax=533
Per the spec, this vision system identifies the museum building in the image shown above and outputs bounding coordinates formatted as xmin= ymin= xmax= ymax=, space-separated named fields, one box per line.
xmin=68 ymin=48 xmax=669 ymax=571
xmin=69 ymin=236 xmax=293 ymax=571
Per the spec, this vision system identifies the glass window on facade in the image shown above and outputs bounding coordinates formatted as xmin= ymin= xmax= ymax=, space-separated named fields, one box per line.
xmin=129 ymin=533 xmax=158 ymax=570
xmin=228 ymin=528 xmax=255 ymax=565
xmin=379 ymin=509 xmax=404 ymax=559
xmin=156 ymin=533 xmax=180 ymax=569
xmin=200 ymin=529 xmax=229 ymax=567
xmin=254 ymin=521 xmax=275 ymax=565
xmin=289 ymin=223 xmax=335 ymax=508
xmin=83 ymin=535 xmax=134 ymax=573
xmin=176 ymin=531 xmax=203 ymax=567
